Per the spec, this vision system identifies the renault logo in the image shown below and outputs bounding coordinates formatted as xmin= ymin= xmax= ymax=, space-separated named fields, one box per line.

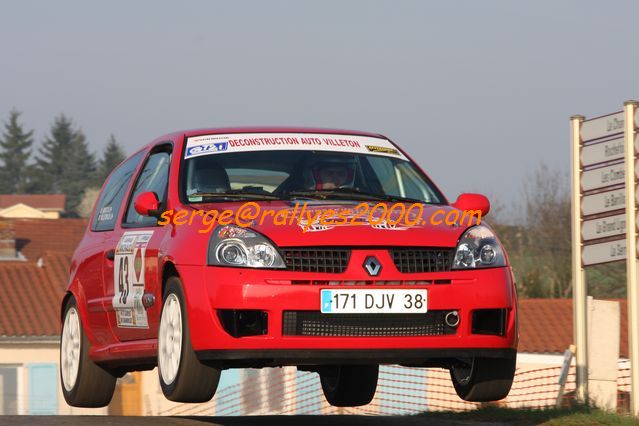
xmin=363 ymin=256 xmax=382 ymax=276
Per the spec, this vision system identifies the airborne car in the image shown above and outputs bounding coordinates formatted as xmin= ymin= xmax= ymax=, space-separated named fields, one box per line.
xmin=60 ymin=128 xmax=517 ymax=408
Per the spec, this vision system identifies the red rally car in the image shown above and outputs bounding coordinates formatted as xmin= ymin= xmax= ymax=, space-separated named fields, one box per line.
xmin=60 ymin=127 xmax=517 ymax=408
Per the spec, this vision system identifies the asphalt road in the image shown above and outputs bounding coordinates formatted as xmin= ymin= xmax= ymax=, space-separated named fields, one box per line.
xmin=0 ymin=416 xmax=513 ymax=426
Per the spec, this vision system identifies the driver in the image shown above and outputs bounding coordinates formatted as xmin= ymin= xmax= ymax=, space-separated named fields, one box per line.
xmin=310 ymin=157 xmax=356 ymax=190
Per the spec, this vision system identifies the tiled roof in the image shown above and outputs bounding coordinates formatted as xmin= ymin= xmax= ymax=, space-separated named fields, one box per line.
xmin=12 ymin=218 xmax=87 ymax=261
xmin=0 ymin=252 xmax=70 ymax=338
xmin=519 ymin=298 xmax=628 ymax=358
xmin=0 ymin=194 xmax=66 ymax=210
xmin=0 ymin=218 xmax=86 ymax=338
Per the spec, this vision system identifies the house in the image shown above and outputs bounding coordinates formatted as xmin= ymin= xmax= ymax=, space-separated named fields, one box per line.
xmin=12 ymin=218 xmax=87 ymax=261
xmin=0 ymin=251 xmax=93 ymax=415
xmin=0 ymin=218 xmax=147 ymax=415
xmin=0 ymin=195 xmax=66 ymax=219
xmin=0 ymin=218 xmax=104 ymax=415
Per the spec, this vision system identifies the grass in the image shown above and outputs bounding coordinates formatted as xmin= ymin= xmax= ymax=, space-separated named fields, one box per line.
xmin=418 ymin=405 xmax=639 ymax=425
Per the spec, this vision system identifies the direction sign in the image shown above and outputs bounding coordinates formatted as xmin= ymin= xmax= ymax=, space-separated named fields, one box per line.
xmin=581 ymin=136 xmax=625 ymax=167
xmin=581 ymin=188 xmax=625 ymax=216
xmin=582 ymin=214 xmax=626 ymax=241
xmin=581 ymin=111 xmax=624 ymax=142
xmin=573 ymin=102 xmax=639 ymax=415
xmin=581 ymin=162 xmax=625 ymax=192
xmin=582 ymin=238 xmax=627 ymax=266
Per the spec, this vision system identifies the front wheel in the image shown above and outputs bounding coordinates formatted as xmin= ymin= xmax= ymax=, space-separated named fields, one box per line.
xmin=158 ymin=276 xmax=221 ymax=402
xmin=320 ymin=365 xmax=378 ymax=407
xmin=449 ymin=355 xmax=516 ymax=402
xmin=60 ymin=297 xmax=116 ymax=407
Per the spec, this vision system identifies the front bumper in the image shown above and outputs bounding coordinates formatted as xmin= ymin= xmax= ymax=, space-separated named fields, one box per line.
xmin=177 ymin=248 xmax=517 ymax=364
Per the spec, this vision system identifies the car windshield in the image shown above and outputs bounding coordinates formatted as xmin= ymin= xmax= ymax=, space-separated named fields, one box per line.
xmin=181 ymin=139 xmax=445 ymax=204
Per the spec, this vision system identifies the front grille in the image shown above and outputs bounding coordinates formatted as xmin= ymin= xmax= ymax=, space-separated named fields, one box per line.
xmin=282 ymin=310 xmax=457 ymax=337
xmin=282 ymin=248 xmax=350 ymax=273
xmin=390 ymin=248 xmax=455 ymax=273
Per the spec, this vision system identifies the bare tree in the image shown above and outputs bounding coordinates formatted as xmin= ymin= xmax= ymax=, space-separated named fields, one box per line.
xmin=492 ymin=163 xmax=625 ymax=298
xmin=490 ymin=164 xmax=570 ymax=298
xmin=521 ymin=164 xmax=572 ymax=297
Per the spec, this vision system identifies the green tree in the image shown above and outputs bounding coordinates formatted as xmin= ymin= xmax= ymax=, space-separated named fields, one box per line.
xmin=32 ymin=114 xmax=96 ymax=213
xmin=96 ymin=134 xmax=126 ymax=185
xmin=0 ymin=109 xmax=34 ymax=194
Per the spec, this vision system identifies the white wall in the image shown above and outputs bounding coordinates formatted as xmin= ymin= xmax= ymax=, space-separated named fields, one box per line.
xmin=0 ymin=342 xmax=107 ymax=415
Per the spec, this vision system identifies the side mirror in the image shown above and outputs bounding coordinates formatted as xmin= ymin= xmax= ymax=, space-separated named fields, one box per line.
xmin=134 ymin=191 xmax=161 ymax=217
xmin=452 ymin=193 xmax=490 ymax=217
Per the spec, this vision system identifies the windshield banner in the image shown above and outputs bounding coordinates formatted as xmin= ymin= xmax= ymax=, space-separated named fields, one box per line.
xmin=184 ymin=133 xmax=409 ymax=161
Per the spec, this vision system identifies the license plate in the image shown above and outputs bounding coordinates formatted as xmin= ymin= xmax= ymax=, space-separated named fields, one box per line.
xmin=320 ymin=289 xmax=427 ymax=314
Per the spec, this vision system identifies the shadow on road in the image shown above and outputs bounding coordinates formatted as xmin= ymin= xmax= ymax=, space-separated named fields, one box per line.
xmin=0 ymin=415 xmax=510 ymax=426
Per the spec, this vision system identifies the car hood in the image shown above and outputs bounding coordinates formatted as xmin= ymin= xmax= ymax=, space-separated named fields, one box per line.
xmin=182 ymin=200 xmax=476 ymax=247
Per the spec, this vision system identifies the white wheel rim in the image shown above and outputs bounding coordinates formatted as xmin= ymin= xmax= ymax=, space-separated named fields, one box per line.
xmin=159 ymin=293 xmax=183 ymax=385
xmin=61 ymin=307 xmax=81 ymax=391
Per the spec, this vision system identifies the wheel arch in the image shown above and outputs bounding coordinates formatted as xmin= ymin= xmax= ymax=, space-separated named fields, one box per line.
xmin=162 ymin=261 xmax=180 ymax=297
xmin=59 ymin=282 xmax=102 ymax=356
xmin=60 ymin=281 xmax=91 ymax=339
xmin=60 ymin=291 xmax=74 ymax=321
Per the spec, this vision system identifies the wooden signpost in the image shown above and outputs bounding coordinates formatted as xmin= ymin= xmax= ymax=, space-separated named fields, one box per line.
xmin=571 ymin=101 xmax=639 ymax=415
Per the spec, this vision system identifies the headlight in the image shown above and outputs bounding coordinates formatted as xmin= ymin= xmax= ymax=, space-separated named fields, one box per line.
xmin=208 ymin=225 xmax=286 ymax=268
xmin=452 ymin=225 xmax=506 ymax=269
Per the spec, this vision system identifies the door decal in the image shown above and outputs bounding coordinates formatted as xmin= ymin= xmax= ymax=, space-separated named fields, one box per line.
xmin=113 ymin=230 xmax=154 ymax=328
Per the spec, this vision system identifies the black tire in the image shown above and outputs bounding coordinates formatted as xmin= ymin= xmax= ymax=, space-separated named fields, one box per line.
xmin=159 ymin=276 xmax=221 ymax=402
xmin=60 ymin=296 xmax=116 ymax=407
xmin=320 ymin=365 xmax=378 ymax=407
xmin=449 ymin=354 xmax=516 ymax=402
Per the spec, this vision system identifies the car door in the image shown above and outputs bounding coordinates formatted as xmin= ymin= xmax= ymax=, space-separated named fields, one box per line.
xmin=103 ymin=145 xmax=172 ymax=342
xmin=85 ymin=151 xmax=144 ymax=346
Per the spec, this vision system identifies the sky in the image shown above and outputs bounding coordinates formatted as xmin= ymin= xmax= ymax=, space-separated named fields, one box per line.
xmin=2 ymin=1 xmax=639 ymax=210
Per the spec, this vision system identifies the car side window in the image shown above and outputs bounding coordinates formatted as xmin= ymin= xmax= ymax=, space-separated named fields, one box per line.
xmin=124 ymin=150 xmax=171 ymax=227
xmin=91 ymin=152 xmax=144 ymax=232
xmin=366 ymin=156 xmax=437 ymax=202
